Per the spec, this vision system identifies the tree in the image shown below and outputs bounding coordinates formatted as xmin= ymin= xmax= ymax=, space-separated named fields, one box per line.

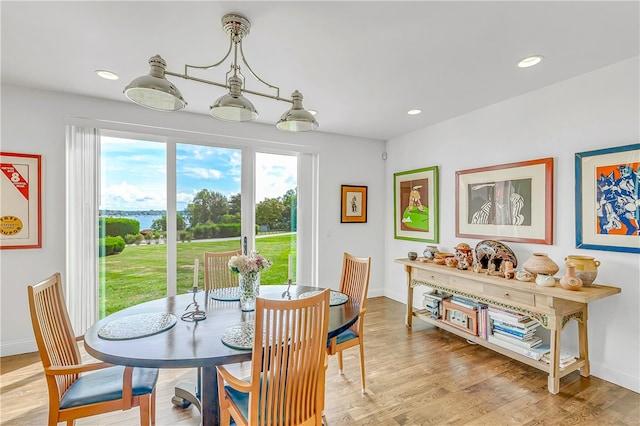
xmin=186 ymin=189 xmax=229 ymax=226
xmin=256 ymin=198 xmax=284 ymax=230
xmin=228 ymin=193 xmax=241 ymax=216
xmin=151 ymin=213 xmax=185 ymax=232
xmin=281 ymin=188 xmax=297 ymax=231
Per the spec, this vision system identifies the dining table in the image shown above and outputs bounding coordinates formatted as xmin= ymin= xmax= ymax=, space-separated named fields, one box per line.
xmin=83 ymin=284 xmax=360 ymax=426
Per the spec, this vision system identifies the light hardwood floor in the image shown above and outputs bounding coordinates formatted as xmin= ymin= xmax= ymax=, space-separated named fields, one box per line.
xmin=2 ymin=297 xmax=638 ymax=425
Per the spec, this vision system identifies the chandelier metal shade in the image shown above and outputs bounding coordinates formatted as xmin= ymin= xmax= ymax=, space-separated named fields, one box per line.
xmin=124 ymin=13 xmax=318 ymax=132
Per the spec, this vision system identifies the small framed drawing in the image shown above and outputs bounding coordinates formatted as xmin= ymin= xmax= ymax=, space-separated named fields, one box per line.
xmin=394 ymin=166 xmax=439 ymax=243
xmin=341 ymin=185 xmax=367 ymax=223
xmin=575 ymin=143 xmax=640 ymax=253
xmin=0 ymin=152 xmax=42 ymax=249
xmin=456 ymin=158 xmax=553 ymax=244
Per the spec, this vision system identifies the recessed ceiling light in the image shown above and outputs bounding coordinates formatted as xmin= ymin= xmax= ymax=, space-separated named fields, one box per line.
xmin=96 ymin=69 xmax=119 ymax=80
xmin=407 ymin=109 xmax=422 ymax=115
xmin=517 ymin=55 xmax=543 ymax=68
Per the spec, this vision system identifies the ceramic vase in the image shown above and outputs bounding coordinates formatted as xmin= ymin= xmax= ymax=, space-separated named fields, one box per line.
xmin=454 ymin=243 xmax=474 ymax=270
xmin=523 ymin=253 xmax=559 ymax=276
xmin=423 ymin=245 xmax=439 ymax=259
xmin=559 ymin=264 xmax=583 ymax=291
xmin=535 ymin=273 xmax=556 ymax=287
xmin=239 ymin=272 xmax=260 ymax=312
xmin=565 ymin=255 xmax=600 ymax=286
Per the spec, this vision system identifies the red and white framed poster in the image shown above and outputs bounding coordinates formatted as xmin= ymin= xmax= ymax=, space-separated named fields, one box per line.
xmin=0 ymin=152 xmax=42 ymax=249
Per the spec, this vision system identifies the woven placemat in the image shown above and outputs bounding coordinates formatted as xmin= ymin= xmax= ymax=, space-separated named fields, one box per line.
xmin=98 ymin=312 xmax=177 ymax=340
xmin=298 ymin=290 xmax=349 ymax=306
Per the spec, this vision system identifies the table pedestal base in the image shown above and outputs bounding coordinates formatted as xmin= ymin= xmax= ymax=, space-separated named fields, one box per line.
xmin=172 ymin=381 xmax=200 ymax=411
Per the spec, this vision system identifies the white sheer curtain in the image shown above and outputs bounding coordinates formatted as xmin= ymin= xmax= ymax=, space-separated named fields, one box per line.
xmin=65 ymin=125 xmax=100 ymax=335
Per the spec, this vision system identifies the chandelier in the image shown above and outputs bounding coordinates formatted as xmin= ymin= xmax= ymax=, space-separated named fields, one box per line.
xmin=124 ymin=13 xmax=318 ymax=132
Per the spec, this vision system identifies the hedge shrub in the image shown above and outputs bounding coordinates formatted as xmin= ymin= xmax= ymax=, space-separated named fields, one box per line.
xmin=100 ymin=217 xmax=140 ymax=239
xmin=99 ymin=236 xmax=126 ymax=257
xmin=190 ymin=223 xmax=240 ymax=239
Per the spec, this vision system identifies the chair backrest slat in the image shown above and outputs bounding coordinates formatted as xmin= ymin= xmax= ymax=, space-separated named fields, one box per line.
xmin=203 ymin=250 xmax=242 ymax=291
xmin=28 ymin=272 xmax=82 ymax=401
xmin=251 ymin=289 xmax=330 ymax=425
xmin=339 ymin=253 xmax=371 ymax=332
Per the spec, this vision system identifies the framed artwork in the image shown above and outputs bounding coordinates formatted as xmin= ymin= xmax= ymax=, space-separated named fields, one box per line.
xmin=0 ymin=152 xmax=42 ymax=249
xmin=575 ymin=143 xmax=640 ymax=253
xmin=456 ymin=158 xmax=553 ymax=244
xmin=341 ymin=185 xmax=367 ymax=223
xmin=394 ymin=166 xmax=439 ymax=243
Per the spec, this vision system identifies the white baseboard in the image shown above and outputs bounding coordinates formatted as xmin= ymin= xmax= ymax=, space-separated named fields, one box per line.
xmin=590 ymin=362 xmax=640 ymax=393
xmin=1 ymin=339 xmax=37 ymax=357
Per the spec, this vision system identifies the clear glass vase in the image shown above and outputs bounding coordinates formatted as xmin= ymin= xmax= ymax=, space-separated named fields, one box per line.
xmin=239 ymin=272 xmax=260 ymax=312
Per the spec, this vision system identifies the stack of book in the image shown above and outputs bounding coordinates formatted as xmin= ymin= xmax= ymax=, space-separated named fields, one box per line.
xmin=450 ymin=295 xmax=479 ymax=310
xmin=477 ymin=304 xmax=489 ymax=339
xmin=541 ymin=351 xmax=577 ymax=369
xmin=486 ymin=307 xmax=550 ymax=360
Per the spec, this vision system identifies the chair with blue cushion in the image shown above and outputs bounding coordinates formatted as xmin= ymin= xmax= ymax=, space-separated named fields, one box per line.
xmin=216 ymin=288 xmax=331 ymax=426
xmin=327 ymin=252 xmax=371 ymax=392
xmin=27 ymin=272 xmax=159 ymax=426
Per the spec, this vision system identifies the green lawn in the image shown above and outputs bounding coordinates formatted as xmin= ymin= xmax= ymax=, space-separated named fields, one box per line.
xmin=99 ymin=234 xmax=296 ymax=317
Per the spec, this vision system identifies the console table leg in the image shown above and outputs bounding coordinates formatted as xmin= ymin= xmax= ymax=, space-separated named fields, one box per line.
xmin=548 ymin=317 xmax=561 ymax=394
xmin=405 ymin=265 xmax=413 ymax=327
xmin=578 ymin=309 xmax=590 ymax=377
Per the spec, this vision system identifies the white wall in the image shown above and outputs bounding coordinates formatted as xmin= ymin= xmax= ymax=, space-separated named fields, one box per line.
xmin=0 ymin=85 xmax=385 ymax=355
xmin=384 ymin=57 xmax=640 ymax=392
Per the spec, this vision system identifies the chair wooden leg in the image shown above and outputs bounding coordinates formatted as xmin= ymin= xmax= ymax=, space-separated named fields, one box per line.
xmin=358 ymin=340 xmax=366 ymax=392
xmin=337 ymin=351 xmax=344 ymax=374
xmin=139 ymin=394 xmax=150 ymax=426
xmin=151 ymin=388 xmax=156 ymax=426
xmin=220 ymin=405 xmax=231 ymax=426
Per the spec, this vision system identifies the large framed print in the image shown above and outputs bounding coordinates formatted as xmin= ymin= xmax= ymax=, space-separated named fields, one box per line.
xmin=0 ymin=152 xmax=42 ymax=249
xmin=341 ymin=185 xmax=367 ymax=223
xmin=575 ymin=143 xmax=640 ymax=253
xmin=456 ymin=158 xmax=553 ymax=244
xmin=394 ymin=166 xmax=439 ymax=243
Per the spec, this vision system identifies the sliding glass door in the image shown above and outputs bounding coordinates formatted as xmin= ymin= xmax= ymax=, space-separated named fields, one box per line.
xmin=175 ymin=143 xmax=243 ymax=294
xmin=99 ymin=136 xmax=167 ymax=316
xmin=97 ymin=133 xmax=305 ymax=317
xmin=254 ymin=152 xmax=298 ymax=284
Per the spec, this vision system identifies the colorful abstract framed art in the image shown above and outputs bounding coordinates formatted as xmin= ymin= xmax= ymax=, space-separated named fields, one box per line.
xmin=393 ymin=166 xmax=439 ymax=243
xmin=575 ymin=143 xmax=640 ymax=253
xmin=456 ymin=158 xmax=554 ymax=244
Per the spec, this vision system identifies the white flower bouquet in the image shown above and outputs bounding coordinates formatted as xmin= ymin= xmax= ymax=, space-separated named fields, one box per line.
xmin=228 ymin=252 xmax=273 ymax=275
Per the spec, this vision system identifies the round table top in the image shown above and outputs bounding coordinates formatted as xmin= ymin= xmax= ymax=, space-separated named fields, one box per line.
xmin=83 ymin=285 xmax=359 ymax=369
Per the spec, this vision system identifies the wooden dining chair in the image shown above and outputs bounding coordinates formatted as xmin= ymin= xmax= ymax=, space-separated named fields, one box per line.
xmin=203 ymin=249 xmax=242 ymax=291
xmin=27 ymin=272 xmax=159 ymax=426
xmin=216 ymin=289 xmax=331 ymax=426
xmin=327 ymin=252 xmax=371 ymax=392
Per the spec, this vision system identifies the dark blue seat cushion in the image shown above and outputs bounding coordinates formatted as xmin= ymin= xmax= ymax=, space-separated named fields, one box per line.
xmin=224 ymin=377 xmax=254 ymax=422
xmin=327 ymin=329 xmax=358 ymax=347
xmin=59 ymin=366 xmax=158 ymax=409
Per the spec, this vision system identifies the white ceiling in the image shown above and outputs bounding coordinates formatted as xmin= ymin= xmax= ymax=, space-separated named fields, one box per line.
xmin=2 ymin=1 xmax=639 ymax=141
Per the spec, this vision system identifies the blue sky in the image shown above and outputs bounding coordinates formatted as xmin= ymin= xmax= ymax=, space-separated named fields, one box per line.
xmin=100 ymin=136 xmax=296 ymax=211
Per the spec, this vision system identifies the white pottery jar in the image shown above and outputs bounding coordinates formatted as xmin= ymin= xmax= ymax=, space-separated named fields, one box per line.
xmin=535 ymin=273 xmax=556 ymax=287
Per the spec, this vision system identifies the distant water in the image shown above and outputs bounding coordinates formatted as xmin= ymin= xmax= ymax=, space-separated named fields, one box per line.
xmin=105 ymin=215 xmax=163 ymax=231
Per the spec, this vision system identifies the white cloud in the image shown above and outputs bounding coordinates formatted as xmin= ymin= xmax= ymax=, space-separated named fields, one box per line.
xmin=101 ymin=181 xmax=166 ymax=210
xmin=182 ymin=166 xmax=222 ymax=179
xmin=255 ymin=153 xmax=297 ymax=201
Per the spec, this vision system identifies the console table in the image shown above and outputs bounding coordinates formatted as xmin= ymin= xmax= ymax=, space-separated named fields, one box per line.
xmin=395 ymin=258 xmax=621 ymax=394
